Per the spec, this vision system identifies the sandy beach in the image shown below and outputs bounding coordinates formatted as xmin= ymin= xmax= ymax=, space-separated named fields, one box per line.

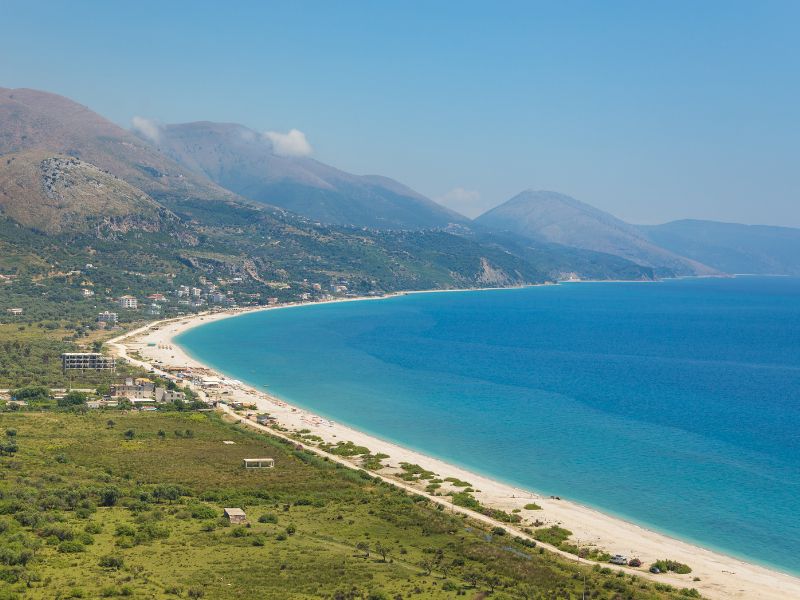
xmin=107 ymin=295 xmax=800 ymax=600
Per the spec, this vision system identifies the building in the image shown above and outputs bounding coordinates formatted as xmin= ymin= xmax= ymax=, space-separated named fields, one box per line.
xmin=147 ymin=293 xmax=166 ymax=302
xmin=81 ymin=288 xmax=95 ymax=297
xmin=97 ymin=311 xmax=118 ymax=325
xmin=62 ymin=353 xmax=116 ymax=372
xmin=223 ymin=508 xmax=247 ymax=524
xmin=118 ymin=296 xmax=138 ymax=309
xmin=6 ymin=308 xmax=23 ymax=316
xmin=255 ymin=414 xmax=274 ymax=426
xmin=110 ymin=378 xmax=155 ymax=400
xmin=109 ymin=378 xmax=185 ymax=404
xmin=154 ymin=388 xmax=186 ymax=403
xmin=243 ymin=458 xmax=274 ymax=469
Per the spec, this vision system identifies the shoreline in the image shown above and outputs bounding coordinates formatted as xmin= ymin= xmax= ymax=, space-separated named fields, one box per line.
xmin=108 ymin=287 xmax=800 ymax=600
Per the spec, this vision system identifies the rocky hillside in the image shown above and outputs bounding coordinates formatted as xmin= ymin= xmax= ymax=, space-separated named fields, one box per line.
xmin=0 ymin=150 xmax=170 ymax=234
xmin=0 ymin=87 xmax=236 ymax=205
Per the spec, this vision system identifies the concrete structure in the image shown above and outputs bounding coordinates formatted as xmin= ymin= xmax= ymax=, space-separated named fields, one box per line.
xmin=109 ymin=378 xmax=185 ymax=404
xmin=118 ymin=295 xmax=138 ymax=309
xmin=97 ymin=311 xmax=118 ymax=325
xmin=255 ymin=414 xmax=274 ymax=426
xmin=224 ymin=508 xmax=247 ymax=524
xmin=110 ymin=380 xmax=155 ymax=400
xmin=242 ymin=458 xmax=274 ymax=469
xmin=6 ymin=308 xmax=23 ymax=316
xmin=155 ymin=388 xmax=186 ymax=403
xmin=61 ymin=353 xmax=115 ymax=372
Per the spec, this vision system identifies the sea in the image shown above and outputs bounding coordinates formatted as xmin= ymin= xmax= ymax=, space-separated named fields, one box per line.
xmin=176 ymin=276 xmax=800 ymax=574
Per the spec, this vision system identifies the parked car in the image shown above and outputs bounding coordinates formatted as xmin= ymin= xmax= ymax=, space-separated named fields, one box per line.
xmin=609 ymin=554 xmax=628 ymax=565
xmin=649 ymin=566 xmax=661 ymax=574
xmin=628 ymin=558 xmax=642 ymax=567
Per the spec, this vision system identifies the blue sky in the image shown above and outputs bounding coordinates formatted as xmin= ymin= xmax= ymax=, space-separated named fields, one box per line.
xmin=1 ymin=1 xmax=798 ymax=225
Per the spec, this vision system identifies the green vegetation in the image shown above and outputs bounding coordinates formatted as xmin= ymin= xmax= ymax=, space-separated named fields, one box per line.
xmin=653 ymin=559 xmax=693 ymax=575
xmin=318 ymin=440 xmax=370 ymax=457
xmin=0 ymin=411 xmax=697 ymax=599
xmin=533 ymin=525 xmax=574 ymax=547
xmin=443 ymin=476 xmax=472 ymax=487
xmin=397 ymin=462 xmax=437 ymax=481
xmin=524 ymin=502 xmax=542 ymax=511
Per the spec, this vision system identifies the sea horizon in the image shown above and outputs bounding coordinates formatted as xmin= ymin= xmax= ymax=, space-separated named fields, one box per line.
xmin=175 ymin=276 xmax=800 ymax=577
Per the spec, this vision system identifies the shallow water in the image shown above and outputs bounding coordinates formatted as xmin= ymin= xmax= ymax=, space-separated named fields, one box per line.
xmin=177 ymin=276 xmax=800 ymax=574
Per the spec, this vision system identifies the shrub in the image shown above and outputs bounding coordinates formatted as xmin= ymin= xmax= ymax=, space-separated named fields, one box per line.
xmin=99 ymin=555 xmax=124 ymax=569
xmin=533 ymin=526 xmax=573 ymax=547
xmin=653 ymin=559 xmax=692 ymax=574
xmin=523 ymin=503 xmax=542 ymax=510
xmin=258 ymin=513 xmax=278 ymax=524
xmin=57 ymin=540 xmax=85 ymax=553
xmin=188 ymin=503 xmax=216 ymax=520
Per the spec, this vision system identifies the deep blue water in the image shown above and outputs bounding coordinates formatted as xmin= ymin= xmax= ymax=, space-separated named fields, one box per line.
xmin=177 ymin=277 xmax=800 ymax=574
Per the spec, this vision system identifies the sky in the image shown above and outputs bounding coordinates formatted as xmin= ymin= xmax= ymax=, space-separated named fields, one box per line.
xmin=1 ymin=1 xmax=798 ymax=225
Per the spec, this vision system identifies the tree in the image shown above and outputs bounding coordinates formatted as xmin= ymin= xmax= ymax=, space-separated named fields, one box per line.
xmin=484 ymin=574 xmax=501 ymax=593
xmin=464 ymin=570 xmax=481 ymax=588
xmin=152 ymin=484 xmax=182 ymax=504
xmin=123 ymin=429 xmax=135 ymax=440
xmin=58 ymin=391 xmax=87 ymax=407
xmin=419 ymin=558 xmax=435 ymax=576
xmin=157 ymin=430 xmax=166 ymax=439
xmin=355 ymin=541 xmax=370 ymax=559
xmin=374 ymin=541 xmax=390 ymax=563
xmin=106 ymin=419 xmax=115 ymax=429
xmin=99 ymin=486 xmax=120 ymax=507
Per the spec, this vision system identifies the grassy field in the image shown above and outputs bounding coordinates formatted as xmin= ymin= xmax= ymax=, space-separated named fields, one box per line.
xmin=0 ymin=411 xmax=702 ymax=600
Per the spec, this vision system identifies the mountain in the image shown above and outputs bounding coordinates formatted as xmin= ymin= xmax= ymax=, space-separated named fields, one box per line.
xmin=0 ymin=87 xmax=237 ymax=206
xmin=640 ymin=219 xmax=800 ymax=275
xmin=0 ymin=150 xmax=169 ymax=234
xmin=135 ymin=121 xmax=470 ymax=230
xmin=475 ymin=190 xmax=716 ymax=276
xmin=0 ymin=86 xmax=663 ymax=318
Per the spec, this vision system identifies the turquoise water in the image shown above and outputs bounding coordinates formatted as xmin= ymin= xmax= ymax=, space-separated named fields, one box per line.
xmin=177 ymin=277 xmax=800 ymax=574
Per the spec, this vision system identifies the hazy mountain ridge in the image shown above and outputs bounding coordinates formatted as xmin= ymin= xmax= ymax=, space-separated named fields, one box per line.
xmin=475 ymin=190 xmax=718 ymax=277
xmin=137 ymin=121 xmax=470 ymax=230
xmin=640 ymin=219 xmax=800 ymax=276
xmin=0 ymin=85 xmax=727 ymax=292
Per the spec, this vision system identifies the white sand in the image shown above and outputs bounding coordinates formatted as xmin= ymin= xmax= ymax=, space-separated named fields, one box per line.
xmin=107 ymin=297 xmax=800 ymax=600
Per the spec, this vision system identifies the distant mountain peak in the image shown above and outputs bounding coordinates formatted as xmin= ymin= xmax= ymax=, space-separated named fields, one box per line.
xmin=476 ymin=190 xmax=717 ymax=276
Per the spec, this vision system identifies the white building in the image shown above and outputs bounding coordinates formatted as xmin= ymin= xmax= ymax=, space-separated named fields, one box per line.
xmin=82 ymin=288 xmax=95 ymax=297
xmin=118 ymin=296 xmax=138 ymax=309
xmin=97 ymin=311 xmax=118 ymax=325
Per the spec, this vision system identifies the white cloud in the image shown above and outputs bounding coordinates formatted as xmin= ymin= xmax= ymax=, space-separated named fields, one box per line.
xmin=263 ymin=128 xmax=313 ymax=157
xmin=131 ymin=116 xmax=163 ymax=144
xmin=436 ymin=187 xmax=486 ymax=218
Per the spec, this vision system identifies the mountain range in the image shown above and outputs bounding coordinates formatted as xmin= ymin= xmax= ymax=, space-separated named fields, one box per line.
xmin=0 ymin=85 xmax=797 ymax=305
xmin=133 ymin=121 xmax=469 ymax=230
